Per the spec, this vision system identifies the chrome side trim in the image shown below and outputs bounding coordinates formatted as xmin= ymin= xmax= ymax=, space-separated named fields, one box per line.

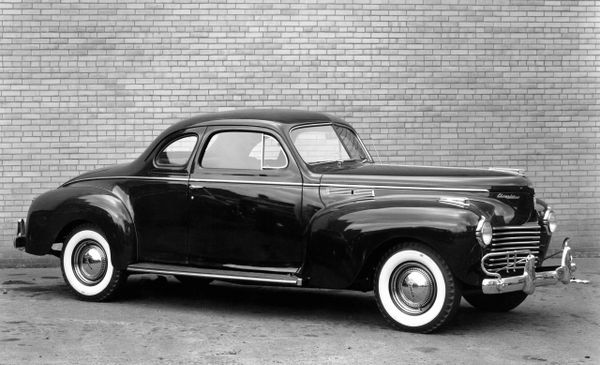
xmin=64 ymin=175 xmax=189 ymax=186
xmin=65 ymin=175 xmax=489 ymax=193
xmin=319 ymin=183 xmax=488 ymax=193
xmin=127 ymin=263 xmax=303 ymax=286
xmin=189 ymin=178 xmax=303 ymax=187
xmin=439 ymin=196 xmax=470 ymax=208
xmin=222 ymin=263 xmax=299 ymax=274
xmin=65 ymin=176 xmax=303 ymax=187
xmin=377 ymin=163 xmax=517 ymax=173
xmin=304 ymin=183 xmax=321 ymax=187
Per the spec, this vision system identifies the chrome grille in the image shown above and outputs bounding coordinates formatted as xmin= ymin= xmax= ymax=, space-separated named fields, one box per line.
xmin=483 ymin=224 xmax=541 ymax=276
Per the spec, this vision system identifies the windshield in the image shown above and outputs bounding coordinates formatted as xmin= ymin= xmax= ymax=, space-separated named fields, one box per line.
xmin=290 ymin=124 xmax=372 ymax=164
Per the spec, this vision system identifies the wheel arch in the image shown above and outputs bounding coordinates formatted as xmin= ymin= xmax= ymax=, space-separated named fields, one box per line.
xmin=26 ymin=185 xmax=138 ymax=270
xmin=55 ymin=219 xmax=91 ymax=245
xmin=302 ymin=198 xmax=485 ymax=289
xmin=348 ymin=229 xmax=480 ymax=291
xmin=351 ymin=235 xmax=429 ymax=291
xmin=51 ymin=219 xmax=91 ymax=256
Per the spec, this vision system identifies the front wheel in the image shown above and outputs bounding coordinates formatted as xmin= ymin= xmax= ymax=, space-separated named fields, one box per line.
xmin=374 ymin=242 xmax=461 ymax=333
xmin=61 ymin=226 xmax=125 ymax=301
xmin=463 ymin=291 xmax=528 ymax=312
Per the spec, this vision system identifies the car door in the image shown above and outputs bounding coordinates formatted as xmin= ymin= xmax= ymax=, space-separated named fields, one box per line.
xmin=187 ymin=126 xmax=304 ymax=271
xmin=129 ymin=128 xmax=203 ymax=264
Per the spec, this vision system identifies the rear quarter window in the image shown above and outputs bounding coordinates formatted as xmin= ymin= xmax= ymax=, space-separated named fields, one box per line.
xmin=155 ymin=135 xmax=198 ymax=167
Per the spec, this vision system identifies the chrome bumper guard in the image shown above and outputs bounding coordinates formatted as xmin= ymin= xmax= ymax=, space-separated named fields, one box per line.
xmin=14 ymin=219 xmax=26 ymax=251
xmin=482 ymin=238 xmax=589 ymax=295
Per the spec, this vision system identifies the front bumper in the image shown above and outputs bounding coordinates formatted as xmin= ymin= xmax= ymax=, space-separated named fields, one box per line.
xmin=481 ymin=239 xmax=589 ymax=295
xmin=14 ymin=219 xmax=26 ymax=251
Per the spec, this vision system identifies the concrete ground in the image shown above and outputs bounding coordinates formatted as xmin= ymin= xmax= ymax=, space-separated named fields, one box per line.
xmin=1 ymin=259 xmax=598 ymax=365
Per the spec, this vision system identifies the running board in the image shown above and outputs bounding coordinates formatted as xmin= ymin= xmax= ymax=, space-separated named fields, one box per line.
xmin=127 ymin=263 xmax=303 ymax=286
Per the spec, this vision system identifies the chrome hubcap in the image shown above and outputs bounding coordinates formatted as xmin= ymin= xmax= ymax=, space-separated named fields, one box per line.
xmin=72 ymin=240 xmax=107 ymax=285
xmin=390 ymin=263 xmax=436 ymax=315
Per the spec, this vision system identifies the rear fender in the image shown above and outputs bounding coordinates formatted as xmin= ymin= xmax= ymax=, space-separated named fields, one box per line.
xmin=25 ymin=185 xmax=136 ymax=269
xmin=302 ymin=197 xmax=484 ymax=289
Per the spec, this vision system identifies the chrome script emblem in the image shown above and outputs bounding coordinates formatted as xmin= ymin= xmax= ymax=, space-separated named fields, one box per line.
xmin=497 ymin=193 xmax=519 ymax=200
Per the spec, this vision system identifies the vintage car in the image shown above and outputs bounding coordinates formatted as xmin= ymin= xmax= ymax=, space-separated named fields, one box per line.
xmin=14 ymin=109 xmax=586 ymax=333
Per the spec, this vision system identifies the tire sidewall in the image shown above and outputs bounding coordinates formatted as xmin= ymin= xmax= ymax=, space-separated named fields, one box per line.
xmin=376 ymin=248 xmax=448 ymax=329
xmin=62 ymin=229 xmax=114 ymax=297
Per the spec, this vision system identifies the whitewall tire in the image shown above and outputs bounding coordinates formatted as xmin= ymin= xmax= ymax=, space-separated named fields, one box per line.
xmin=374 ymin=242 xmax=461 ymax=333
xmin=61 ymin=226 xmax=125 ymax=301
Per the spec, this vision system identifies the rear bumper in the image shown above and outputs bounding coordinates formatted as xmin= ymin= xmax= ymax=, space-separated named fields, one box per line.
xmin=14 ymin=219 xmax=26 ymax=251
xmin=481 ymin=238 xmax=589 ymax=295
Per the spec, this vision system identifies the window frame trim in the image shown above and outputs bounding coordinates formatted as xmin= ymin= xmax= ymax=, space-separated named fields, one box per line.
xmin=289 ymin=123 xmax=372 ymax=165
xmin=153 ymin=133 xmax=200 ymax=170
xmin=261 ymin=133 xmax=289 ymax=170
xmin=198 ymin=129 xmax=290 ymax=171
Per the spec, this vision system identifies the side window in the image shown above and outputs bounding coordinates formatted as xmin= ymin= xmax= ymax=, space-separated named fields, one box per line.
xmin=291 ymin=125 xmax=350 ymax=163
xmin=262 ymin=135 xmax=288 ymax=169
xmin=201 ymin=131 xmax=287 ymax=170
xmin=156 ymin=135 xmax=198 ymax=167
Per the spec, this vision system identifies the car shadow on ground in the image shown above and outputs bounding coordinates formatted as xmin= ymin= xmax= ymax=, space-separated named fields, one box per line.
xmin=5 ymin=272 xmax=579 ymax=334
xmin=123 ymin=275 xmax=387 ymax=328
xmin=119 ymin=274 xmax=555 ymax=334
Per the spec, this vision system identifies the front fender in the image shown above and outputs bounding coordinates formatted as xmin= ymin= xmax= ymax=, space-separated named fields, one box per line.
xmin=25 ymin=185 xmax=136 ymax=269
xmin=302 ymin=196 xmax=484 ymax=289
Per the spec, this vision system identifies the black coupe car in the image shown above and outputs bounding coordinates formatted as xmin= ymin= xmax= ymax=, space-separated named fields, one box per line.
xmin=15 ymin=109 xmax=584 ymax=333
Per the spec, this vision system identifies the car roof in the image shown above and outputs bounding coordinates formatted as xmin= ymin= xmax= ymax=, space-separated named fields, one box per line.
xmin=173 ymin=109 xmax=348 ymax=130
xmin=138 ymin=109 xmax=352 ymax=161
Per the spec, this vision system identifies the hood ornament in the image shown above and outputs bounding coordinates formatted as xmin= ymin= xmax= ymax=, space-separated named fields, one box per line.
xmin=489 ymin=167 xmax=525 ymax=176
xmin=438 ymin=197 xmax=470 ymax=208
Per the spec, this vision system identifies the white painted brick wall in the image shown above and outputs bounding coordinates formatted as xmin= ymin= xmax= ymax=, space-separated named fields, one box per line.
xmin=1 ymin=0 xmax=599 ymax=266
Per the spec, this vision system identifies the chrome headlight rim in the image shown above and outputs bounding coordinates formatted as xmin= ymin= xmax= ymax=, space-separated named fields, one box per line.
xmin=543 ymin=207 xmax=557 ymax=233
xmin=476 ymin=217 xmax=493 ymax=247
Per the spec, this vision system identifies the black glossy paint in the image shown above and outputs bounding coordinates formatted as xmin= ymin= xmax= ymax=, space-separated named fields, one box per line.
xmin=131 ymin=127 xmax=204 ymax=264
xmin=188 ymin=126 xmax=305 ymax=269
xmin=24 ymin=185 xmax=136 ymax=269
xmin=304 ymin=196 xmax=484 ymax=287
xmin=19 ymin=109 xmax=552 ymax=290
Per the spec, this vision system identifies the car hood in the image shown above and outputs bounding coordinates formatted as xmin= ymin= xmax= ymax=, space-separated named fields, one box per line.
xmin=316 ymin=163 xmax=536 ymax=225
xmin=317 ymin=163 xmax=531 ymax=191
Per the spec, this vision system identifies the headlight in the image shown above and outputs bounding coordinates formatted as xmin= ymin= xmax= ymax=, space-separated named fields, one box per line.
xmin=476 ymin=217 xmax=493 ymax=247
xmin=544 ymin=208 xmax=557 ymax=233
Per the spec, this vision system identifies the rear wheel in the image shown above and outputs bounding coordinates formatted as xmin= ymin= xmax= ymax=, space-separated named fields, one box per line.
xmin=61 ymin=226 xmax=125 ymax=301
xmin=374 ymin=242 xmax=461 ymax=333
xmin=463 ymin=291 xmax=528 ymax=312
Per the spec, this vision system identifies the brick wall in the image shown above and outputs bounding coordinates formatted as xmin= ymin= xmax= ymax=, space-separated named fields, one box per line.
xmin=1 ymin=0 xmax=599 ymax=266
